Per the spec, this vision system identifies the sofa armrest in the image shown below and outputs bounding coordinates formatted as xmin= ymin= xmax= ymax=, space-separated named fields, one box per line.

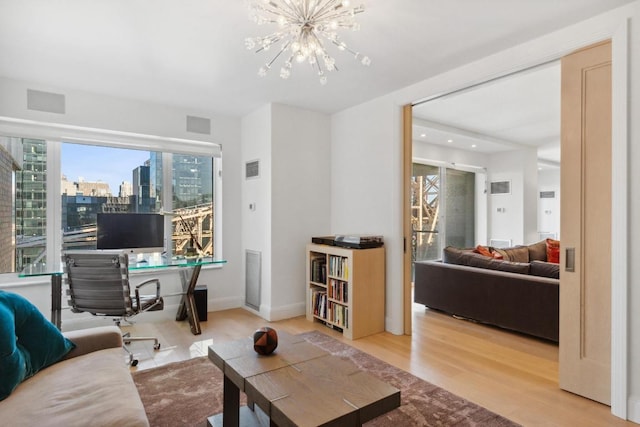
xmin=61 ymin=326 xmax=123 ymax=360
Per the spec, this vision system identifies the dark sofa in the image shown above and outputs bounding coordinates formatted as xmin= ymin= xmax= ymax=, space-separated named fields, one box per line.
xmin=414 ymin=242 xmax=559 ymax=342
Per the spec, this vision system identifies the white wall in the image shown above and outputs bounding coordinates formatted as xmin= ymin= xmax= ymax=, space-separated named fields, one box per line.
xmin=241 ymin=105 xmax=273 ymax=314
xmin=627 ymin=2 xmax=640 ymax=421
xmin=271 ymin=104 xmax=331 ymax=319
xmin=487 ymin=148 xmax=538 ymax=245
xmin=0 ymin=76 xmax=244 ymax=325
xmin=538 ymin=168 xmax=561 ymax=238
xmin=240 ymin=104 xmax=331 ymax=321
xmin=331 ymin=100 xmax=404 ymax=334
xmin=331 ymin=2 xmax=640 ymax=421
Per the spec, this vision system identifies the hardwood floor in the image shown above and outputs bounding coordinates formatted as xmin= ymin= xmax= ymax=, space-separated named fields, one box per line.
xmin=123 ymin=304 xmax=634 ymax=427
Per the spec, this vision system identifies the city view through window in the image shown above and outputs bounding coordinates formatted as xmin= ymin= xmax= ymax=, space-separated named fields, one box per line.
xmin=0 ymin=138 xmax=214 ymax=274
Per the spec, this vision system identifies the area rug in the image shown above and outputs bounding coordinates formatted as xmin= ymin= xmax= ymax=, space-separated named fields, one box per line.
xmin=132 ymin=331 xmax=520 ymax=427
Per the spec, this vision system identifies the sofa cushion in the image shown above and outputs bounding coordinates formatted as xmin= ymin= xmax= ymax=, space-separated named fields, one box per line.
xmin=527 ymin=240 xmax=548 ymax=262
xmin=495 ymin=246 xmax=530 ymax=263
xmin=0 ymin=347 xmax=149 ymax=426
xmin=443 ymin=246 xmax=474 ymax=264
xmin=530 ymin=260 xmax=560 ymax=279
xmin=445 ymin=249 xmax=531 ymax=275
xmin=0 ymin=291 xmax=75 ymax=401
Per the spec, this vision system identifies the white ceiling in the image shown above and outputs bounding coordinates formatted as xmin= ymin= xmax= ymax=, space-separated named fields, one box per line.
xmin=0 ymin=0 xmax=633 ymax=117
xmin=413 ymin=61 xmax=562 ymax=164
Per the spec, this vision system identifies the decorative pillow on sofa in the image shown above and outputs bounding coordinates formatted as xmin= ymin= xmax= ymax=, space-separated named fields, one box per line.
xmin=0 ymin=291 xmax=75 ymax=401
xmin=530 ymin=260 xmax=560 ymax=279
xmin=494 ymin=246 xmax=530 ymax=263
xmin=473 ymin=245 xmax=504 ymax=260
xmin=546 ymin=238 xmax=560 ymax=264
xmin=527 ymin=240 xmax=548 ymax=262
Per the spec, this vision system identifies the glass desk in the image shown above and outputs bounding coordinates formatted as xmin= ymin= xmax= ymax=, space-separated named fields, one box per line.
xmin=20 ymin=255 xmax=227 ymax=335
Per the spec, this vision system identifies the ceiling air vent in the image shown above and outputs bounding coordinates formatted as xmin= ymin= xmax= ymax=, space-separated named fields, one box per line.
xmin=490 ymin=181 xmax=511 ymax=195
xmin=540 ymin=191 xmax=556 ymax=199
xmin=245 ymin=160 xmax=260 ymax=179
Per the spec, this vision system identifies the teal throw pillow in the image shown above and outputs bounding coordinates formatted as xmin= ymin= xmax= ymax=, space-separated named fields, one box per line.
xmin=0 ymin=291 xmax=75 ymax=400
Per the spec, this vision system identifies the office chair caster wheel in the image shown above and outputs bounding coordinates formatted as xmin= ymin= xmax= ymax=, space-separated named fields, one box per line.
xmin=131 ymin=359 xmax=138 ymax=367
xmin=153 ymin=343 xmax=161 ymax=350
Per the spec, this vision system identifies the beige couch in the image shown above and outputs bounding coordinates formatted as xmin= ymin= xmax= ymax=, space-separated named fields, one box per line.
xmin=0 ymin=326 xmax=149 ymax=426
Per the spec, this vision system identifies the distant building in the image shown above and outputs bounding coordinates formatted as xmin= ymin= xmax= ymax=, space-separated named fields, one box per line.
xmin=132 ymin=165 xmax=154 ymax=212
xmin=119 ymin=181 xmax=132 ymax=197
xmin=149 ymin=152 xmax=212 ymax=209
xmin=0 ymin=137 xmax=22 ymax=273
xmin=61 ymin=175 xmax=112 ymax=196
xmin=15 ymin=139 xmax=47 ymax=270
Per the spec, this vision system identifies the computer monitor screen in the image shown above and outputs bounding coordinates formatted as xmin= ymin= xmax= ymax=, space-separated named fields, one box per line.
xmin=96 ymin=213 xmax=164 ymax=254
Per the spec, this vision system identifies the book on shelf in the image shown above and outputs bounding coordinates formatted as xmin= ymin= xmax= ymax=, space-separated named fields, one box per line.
xmin=310 ymin=255 xmax=327 ymax=284
xmin=328 ymin=278 xmax=348 ymax=303
xmin=328 ymin=255 xmax=348 ymax=279
xmin=311 ymin=290 xmax=327 ymax=318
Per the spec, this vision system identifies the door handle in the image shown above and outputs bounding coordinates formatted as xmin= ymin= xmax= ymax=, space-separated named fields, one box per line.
xmin=565 ymin=247 xmax=575 ymax=272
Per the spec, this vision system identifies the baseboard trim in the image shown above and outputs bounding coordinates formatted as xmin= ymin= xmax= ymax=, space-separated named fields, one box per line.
xmin=258 ymin=302 xmax=305 ymax=322
xmin=628 ymin=395 xmax=640 ymax=423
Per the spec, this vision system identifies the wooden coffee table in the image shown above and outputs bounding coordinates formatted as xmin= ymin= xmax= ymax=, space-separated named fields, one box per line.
xmin=207 ymin=332 xmax=400 ymax=427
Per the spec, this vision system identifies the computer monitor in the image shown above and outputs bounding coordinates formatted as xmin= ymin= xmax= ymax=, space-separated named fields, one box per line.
xmin=96 ymin=213 xmax=165 ymax=254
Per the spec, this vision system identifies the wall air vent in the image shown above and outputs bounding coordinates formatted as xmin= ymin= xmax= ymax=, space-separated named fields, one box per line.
xmin=245 ymin=160 xmax=260 ymax=179
xmin=489 ymin=239 xmax=512 ymax=248
xmin=27 ymin=89 xmax=66 ymax=114
xmin=245 ymin=250 xmax=261 ymax=310
xmin=540 ymin=191 xmax=556 ymax=199
xmin=186 ymin=115 xmax=211 ymax=135
xmin=490 ymin=181 xmax=511 ymax=195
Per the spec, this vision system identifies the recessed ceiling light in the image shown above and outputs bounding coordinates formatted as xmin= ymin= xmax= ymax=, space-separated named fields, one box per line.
xmin=447 ymin=139 xmax=453 ymax=143
xmin=471 ymin=144 xmax=477 ymax=148
xmin=420 ymin=133 xmax=426 ymax=138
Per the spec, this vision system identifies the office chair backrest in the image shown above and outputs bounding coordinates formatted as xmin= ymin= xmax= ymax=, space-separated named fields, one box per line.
xmin=63 ymin=250 xmax=133 ymax=317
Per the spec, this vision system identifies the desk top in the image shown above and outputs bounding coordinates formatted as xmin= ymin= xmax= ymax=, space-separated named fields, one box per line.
xmin=20 ymin=254 xmax=226 ymax=277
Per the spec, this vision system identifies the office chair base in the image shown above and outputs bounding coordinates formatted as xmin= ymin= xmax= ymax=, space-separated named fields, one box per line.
xmin=122 ymin=332 xmax=161 ymax=366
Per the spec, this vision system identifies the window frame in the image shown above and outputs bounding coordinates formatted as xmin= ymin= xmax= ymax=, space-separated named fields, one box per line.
xmin=0 ymin=117 xmax=222 ymax=280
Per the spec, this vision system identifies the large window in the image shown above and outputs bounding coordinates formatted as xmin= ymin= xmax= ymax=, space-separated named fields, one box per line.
xmin=411 ymin=163 xmax=476 ymax=265
xmin=0 ymin=136 xmax=220 ymax=275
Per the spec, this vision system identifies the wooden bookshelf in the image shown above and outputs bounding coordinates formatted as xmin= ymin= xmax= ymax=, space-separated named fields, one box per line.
xmin=306 ymin=243 xmax=385 ymax=339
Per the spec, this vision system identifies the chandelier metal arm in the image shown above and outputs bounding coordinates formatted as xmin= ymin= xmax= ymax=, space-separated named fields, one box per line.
xmin=311 ymin=0 xmax=341 ymax=20
xmin=267 ymin=40 xmax=291 ymax=68
xmin=257 ymin=6 xmax=300 ymax=23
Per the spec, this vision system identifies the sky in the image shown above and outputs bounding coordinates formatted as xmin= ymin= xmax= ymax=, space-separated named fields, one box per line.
xmin=61 ymin=143 xmax=151 ymax=194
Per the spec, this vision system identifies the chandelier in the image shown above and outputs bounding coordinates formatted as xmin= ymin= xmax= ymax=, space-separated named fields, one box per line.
xmin=246 ymin=0 xmax=370 ymax=85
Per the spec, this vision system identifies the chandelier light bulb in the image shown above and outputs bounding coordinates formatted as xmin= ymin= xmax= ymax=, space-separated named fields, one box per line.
xmin=246 ymin=0 xmax=370 ymax=83
xmin=280 ymin=67 xmax=291 ymax=79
